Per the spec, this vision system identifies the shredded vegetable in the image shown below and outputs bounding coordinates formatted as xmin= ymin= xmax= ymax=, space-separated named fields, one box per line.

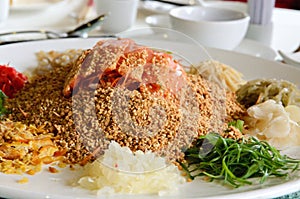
xmin=236 ymin=79 xmax=300 ymax=108
xmin=180 ymin=132 xmax=300 ymax=188
xmin=190 ymin=60 xmax=246 ymax=92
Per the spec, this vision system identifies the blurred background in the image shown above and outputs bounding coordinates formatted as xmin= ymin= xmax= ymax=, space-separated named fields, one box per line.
xmin=1 ymin=0 xmax=300 ymax=60
xmin=224 ymin=0 xmax=300 ymax=10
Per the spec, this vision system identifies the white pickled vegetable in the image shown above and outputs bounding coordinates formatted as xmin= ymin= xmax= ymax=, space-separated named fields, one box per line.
xmin=246 ymin=100 xmax=300 ymax=149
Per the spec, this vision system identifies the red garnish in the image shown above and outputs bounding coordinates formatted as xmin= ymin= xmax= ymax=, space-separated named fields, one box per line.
xmin=0 ymin=64 xmax=28 ymax=98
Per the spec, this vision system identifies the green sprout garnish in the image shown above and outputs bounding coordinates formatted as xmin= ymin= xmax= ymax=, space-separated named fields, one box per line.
xmin=180 ymin=133 xmax=300 ymax=188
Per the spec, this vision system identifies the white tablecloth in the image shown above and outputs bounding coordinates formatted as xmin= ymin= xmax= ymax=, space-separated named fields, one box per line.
xmin=1 ymin=0 xmax=300 ymax=53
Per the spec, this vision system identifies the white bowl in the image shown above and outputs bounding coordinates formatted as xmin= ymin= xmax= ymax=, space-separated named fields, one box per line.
xmin=169 ymin=6 xmax=250 ymax=50
xmin=145 ymin=14 xmax=171 ymax=33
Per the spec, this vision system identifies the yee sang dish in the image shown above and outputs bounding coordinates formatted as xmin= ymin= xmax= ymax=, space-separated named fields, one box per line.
xmin=0 ymin=38 xmax=299 ymax=195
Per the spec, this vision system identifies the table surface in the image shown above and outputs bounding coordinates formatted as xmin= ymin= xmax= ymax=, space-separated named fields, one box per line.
xmin=1 ymin=0 xmax=300 ymax=52
xmin=0 ymin=1 xmax=300 ymax=198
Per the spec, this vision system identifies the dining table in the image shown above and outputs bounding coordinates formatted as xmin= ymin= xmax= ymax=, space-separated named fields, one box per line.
xmin=1 ymin=0 xmax=300 ymax=54
xmin=0 ymin=0 xmax=300 ymax=199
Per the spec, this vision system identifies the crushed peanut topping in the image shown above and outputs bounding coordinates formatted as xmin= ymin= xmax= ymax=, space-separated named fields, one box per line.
xmin=5 ymin=39 xmax=246 ymax=166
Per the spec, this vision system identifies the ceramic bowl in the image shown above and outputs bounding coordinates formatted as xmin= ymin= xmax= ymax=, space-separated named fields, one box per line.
xmin=145 ymin=14 xmax=171 ymax=33
xmin=169 ymin=6 xmax=250 ymax=50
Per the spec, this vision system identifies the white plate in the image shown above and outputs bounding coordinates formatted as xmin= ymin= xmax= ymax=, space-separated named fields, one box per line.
xmin=0 ymin=38 xmax=299 ymax=199
xmin=143 ymin=14 xmax=277 ymax=60
xmin=10 ymin=0 xmax=65 ymax=11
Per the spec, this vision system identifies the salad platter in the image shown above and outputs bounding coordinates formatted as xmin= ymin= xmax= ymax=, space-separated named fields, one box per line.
xmin=0 ymin=38 xmax=299 ymax=199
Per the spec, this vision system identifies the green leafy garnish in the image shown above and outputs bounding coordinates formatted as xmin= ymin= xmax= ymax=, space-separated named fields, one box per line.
xmin=181 ymin=133 xmax=300 ymax=188
xmin=0 ymin=90 xmax=8 ymax=116
xmin=228 ymin=119 xmax=244 ymax=132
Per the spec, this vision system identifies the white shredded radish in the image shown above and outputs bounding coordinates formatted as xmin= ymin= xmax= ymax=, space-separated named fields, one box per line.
xmin=75 ymin=141 xmax=185 ymax=196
